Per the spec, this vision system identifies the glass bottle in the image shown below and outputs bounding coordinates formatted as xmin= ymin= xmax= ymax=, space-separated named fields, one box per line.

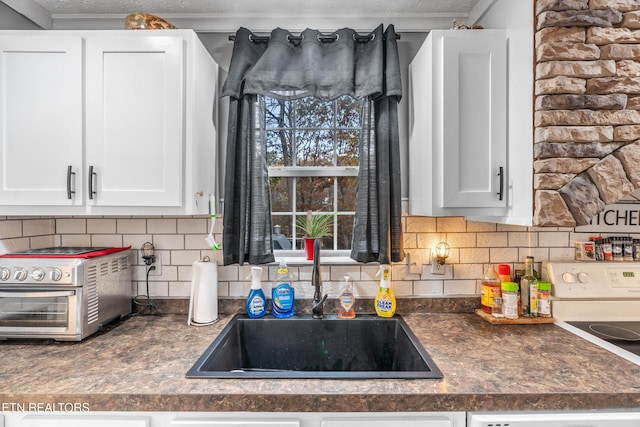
xmin=520 ymin=256 xmax=538 ymax=317
xmin=480 ymin=265 xmax=501 ymax=315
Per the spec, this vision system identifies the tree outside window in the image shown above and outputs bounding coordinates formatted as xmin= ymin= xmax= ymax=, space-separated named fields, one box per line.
xmin=264 ymin=95 xmax=363 ymax=251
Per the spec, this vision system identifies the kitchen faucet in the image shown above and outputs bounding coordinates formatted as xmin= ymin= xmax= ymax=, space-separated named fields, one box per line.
xmin=311 ymin=238 xmax=328 ymax=319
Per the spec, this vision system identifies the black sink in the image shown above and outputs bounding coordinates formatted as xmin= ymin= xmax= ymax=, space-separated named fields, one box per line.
xmin=186 ymin=314 xmax=443 ymax=379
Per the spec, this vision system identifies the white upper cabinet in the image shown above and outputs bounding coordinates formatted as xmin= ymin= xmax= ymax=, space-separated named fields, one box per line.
xmin=0 ymin=35 xmax=84 ymax=206
xmin=85 ymin=35 xmax=183 ymax=208
xmin=0 ymin=30 xmax=217 ymax=216
xmin=409 ymin=29 xmax=508 ymax=218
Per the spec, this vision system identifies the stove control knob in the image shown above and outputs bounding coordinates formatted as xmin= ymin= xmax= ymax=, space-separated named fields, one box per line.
xmin=49 ymin=268 xmax=62 ymax=281
xmin=562 ymin=272 xmax=575 ymax=283
xmin=31 ymin=268 xmax=44 ymax=281
xmin=14 ymin=268 xmax=27 ymax=281
xmin=577 ymin=272 xmax=589 ymax=283
xmin=0 ymin=268 xmax=9 ymax=281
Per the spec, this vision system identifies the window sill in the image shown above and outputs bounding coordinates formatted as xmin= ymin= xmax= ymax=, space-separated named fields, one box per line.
xmin=273 ymin=251 xmax=362 ymax=266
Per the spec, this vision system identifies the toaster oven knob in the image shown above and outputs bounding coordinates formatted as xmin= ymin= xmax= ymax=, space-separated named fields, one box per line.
xmin=31 ymin=268 xmax=44 ymax=281
xmin=0 ymin=268 xmax=9 ymax=281
xmin=49 ymin=268 xmax=62 ymax=281
xmin=14 ymin=268 xmax=27 ymax=281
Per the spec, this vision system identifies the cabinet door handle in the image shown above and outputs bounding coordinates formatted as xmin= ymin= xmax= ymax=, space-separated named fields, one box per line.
xmin=66 ymin=165 xmax=76 ymax=200
xmin=88 ymin=165 xmax=97 ymax=200
xmin=497 ymin=166 xmax=504 ymax=201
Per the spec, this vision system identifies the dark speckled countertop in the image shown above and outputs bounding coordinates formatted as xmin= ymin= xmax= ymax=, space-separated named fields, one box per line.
xmin=2 ymin=310 xmax=640 ymax=412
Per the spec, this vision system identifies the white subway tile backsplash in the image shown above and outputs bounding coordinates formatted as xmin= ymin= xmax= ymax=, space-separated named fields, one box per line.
xmin=22 ymin=219 xmax=55 ymax=237
xmin=508 ymin=231 xmax=538 ymax=247
xmin=0 ymin=213 xmax=605 ymax=301
xmin=477 ymin=232 xmax=507 ymax=248
xmin=147 ymin=219 xmax=177 ymax=234
xmin=56 ymin=218 xmax=86 ymax=234
xmin=414 ymin=280 xmax=444 ymax=295
xmin=459 ymin=248 xmax=489 ymax=264
xmin=436 ymin=217 xmax=467 ymax=232
xmin=87 ymin=218 xmax=117 ymax=234
xmin=444 ymin=279 xmax=476 ymax=295
xmin=117 ymin=219 xmax=147 ymax=234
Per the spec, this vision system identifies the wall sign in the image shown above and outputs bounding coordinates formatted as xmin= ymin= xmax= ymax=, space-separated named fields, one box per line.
xmin=575 ymin=204 xmax=640 ymax=233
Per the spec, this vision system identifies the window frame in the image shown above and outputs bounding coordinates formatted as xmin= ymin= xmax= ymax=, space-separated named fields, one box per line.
xmin=262 ymin=95 xmax=362 ymax=255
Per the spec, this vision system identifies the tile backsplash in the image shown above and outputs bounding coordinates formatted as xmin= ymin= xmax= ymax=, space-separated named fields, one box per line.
xmin=0 ymin=213 xmax=588 ymax=301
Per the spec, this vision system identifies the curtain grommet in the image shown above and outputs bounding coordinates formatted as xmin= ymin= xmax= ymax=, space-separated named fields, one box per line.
xmin=286 ymin=34 xmax=304 ymax=43
xmin=318 ymin=33 xmax=339 ymax=43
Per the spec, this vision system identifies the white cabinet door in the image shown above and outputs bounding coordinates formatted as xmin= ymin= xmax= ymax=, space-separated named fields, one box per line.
xmin=409 ymin=30 xmax=507 ymax=217
xmin=85 ymin=35 xmax=183 ymax=207
xmin=0 ymin=35 xmax=83 ymax=206
xmin=14 ymin=414 xmax=149 ymax=427
xmin=322 ymin=414 xmax=461 ymax=427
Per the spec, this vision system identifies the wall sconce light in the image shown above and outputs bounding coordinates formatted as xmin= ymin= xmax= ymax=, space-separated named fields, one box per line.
xmin=431 ymin=241 xmax=450 ymax=275
xmin=141 ymin=242 xmax=156 ymax=266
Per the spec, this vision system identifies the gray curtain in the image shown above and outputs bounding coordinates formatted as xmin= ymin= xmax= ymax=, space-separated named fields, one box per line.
xmin=221 ymin=24 xmax=404 ymax=265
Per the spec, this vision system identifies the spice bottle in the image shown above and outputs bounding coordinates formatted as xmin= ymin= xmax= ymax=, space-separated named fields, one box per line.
xmin=501 ymin=282 xmax=519 ymax=320
xmin=537 ymin=281 xmax=552 ymax=318
xmin=480 ymin=265 xmax=501 ymax=315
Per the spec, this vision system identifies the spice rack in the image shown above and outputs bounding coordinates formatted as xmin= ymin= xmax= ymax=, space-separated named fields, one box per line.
xmin=475 ymin=309 xmax=555 ymax=325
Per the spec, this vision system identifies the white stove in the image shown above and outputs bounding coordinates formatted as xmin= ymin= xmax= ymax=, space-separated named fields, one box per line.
xmin=545 ymin=261 xmax=640 ymax=365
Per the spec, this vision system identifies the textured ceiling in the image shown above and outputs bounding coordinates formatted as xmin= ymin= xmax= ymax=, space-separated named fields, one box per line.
xmin=32 ymin=0 xmax=482 ymax=16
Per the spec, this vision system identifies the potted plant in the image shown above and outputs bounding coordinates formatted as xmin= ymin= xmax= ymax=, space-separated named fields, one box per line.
xmin=296 ymin=211 xmax=335 ymax=260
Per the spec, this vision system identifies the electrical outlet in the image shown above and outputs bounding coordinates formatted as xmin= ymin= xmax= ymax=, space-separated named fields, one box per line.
xmin=431 ymin=258 xmax=445 ymax=275
xmin=149 ymin=253 xmax=162 ymax=276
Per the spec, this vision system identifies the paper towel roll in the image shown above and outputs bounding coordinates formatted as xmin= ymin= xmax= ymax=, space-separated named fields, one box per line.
xmin=188 ymin=261 xmax=219 ymax=325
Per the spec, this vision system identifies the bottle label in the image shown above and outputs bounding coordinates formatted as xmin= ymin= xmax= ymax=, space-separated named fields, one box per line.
xmin=272 ymin=284 xmax=293 ymax=311
xmin=340 ymin=291 xmax=354 ymax=310
xmin=248 ymin=294 xmax=265 ymax=316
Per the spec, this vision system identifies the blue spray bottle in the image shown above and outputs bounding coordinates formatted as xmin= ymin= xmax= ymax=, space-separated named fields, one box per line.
xmin=246 ymin=267 xmax=267 ymax=318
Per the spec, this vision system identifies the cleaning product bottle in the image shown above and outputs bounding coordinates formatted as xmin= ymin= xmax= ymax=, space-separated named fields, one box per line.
xmin=374 ymin=264 xmax=396 ymax=318
xmin=271 ymin=260 xmax=295 ymax=318
xmin=246 ymin=267 xmax=266 ymax=318
xmin=338 ymin=276 xmax=356 ymax=319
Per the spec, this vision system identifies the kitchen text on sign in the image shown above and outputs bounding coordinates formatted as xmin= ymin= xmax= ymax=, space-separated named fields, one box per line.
xmin=576 ymin=204 xmax=640 ymax=232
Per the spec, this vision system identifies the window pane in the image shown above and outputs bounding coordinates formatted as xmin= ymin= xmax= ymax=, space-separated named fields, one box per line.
xmin=296 ymin=130 xmax=334 ymax=166
xmin=337 ymin=215 xmax=354 ymax=250
xmin=336 ymin=95 xmax=363 ymax=128
xmin=265 ymin=97 xmax=292 ymax=128
xmin=336 ymin=130 xmax=359 ymax=166
xmin=266 ymin=130 xmax=292 ymax=167
xmin=295 ymin=98 xmax=334 ymax=128
xmin=270 ymin=176 xmax=293 ymax=212
xmin=337 ymin=177 xmax=357 ymax=211
xmin=296 ymin=177 xmax=334 ymax=212
xmin=272 ymin=214 xmax=294 ymax=250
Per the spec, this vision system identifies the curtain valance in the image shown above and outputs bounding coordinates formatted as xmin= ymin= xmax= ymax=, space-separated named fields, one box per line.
xmin=221 ymin=25 xmax=402 ymax=102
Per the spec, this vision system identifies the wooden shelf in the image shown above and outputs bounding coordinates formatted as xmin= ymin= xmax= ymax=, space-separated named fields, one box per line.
xmin=475 ymin=309 xmax=555 ymax=324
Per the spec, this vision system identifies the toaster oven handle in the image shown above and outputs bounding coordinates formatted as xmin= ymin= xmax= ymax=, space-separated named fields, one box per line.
xmin=0 ymin=290 xmax=75 ymax=298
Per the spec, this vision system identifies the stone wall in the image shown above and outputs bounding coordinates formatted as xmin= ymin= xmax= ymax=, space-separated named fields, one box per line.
xmin=534 ymin=0 xmax=640 ymax=226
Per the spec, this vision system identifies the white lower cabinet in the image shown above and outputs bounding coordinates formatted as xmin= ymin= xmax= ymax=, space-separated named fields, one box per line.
xmin=5 ymin=413 xmax=149 ymax=427
xmin=1 ymin=412 xmax=466 ymax=427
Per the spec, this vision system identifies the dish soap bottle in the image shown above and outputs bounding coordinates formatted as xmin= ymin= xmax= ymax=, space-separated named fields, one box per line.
xmin=338 ymin=276 xmax=356 ymax=319
xmin=374 ymin=265 xmax=396 ymax=318
xmin=271 ymin=260 xmax=295 ymax=318
xmin=246 ymin=267 xmax=266 ymax=318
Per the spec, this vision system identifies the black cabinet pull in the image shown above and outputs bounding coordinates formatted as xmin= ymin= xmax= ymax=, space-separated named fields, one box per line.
xmin=497 ymin=166 xmax=504 ymax=201
xmin=89 ymin=165 xmax=97 ymax=200
xmin=66 ymin=165 xmax=76 ymax=200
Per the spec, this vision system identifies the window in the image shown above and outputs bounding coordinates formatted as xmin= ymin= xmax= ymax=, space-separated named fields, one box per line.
xmin=264 ymin=95 xmax=364 ymax=252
